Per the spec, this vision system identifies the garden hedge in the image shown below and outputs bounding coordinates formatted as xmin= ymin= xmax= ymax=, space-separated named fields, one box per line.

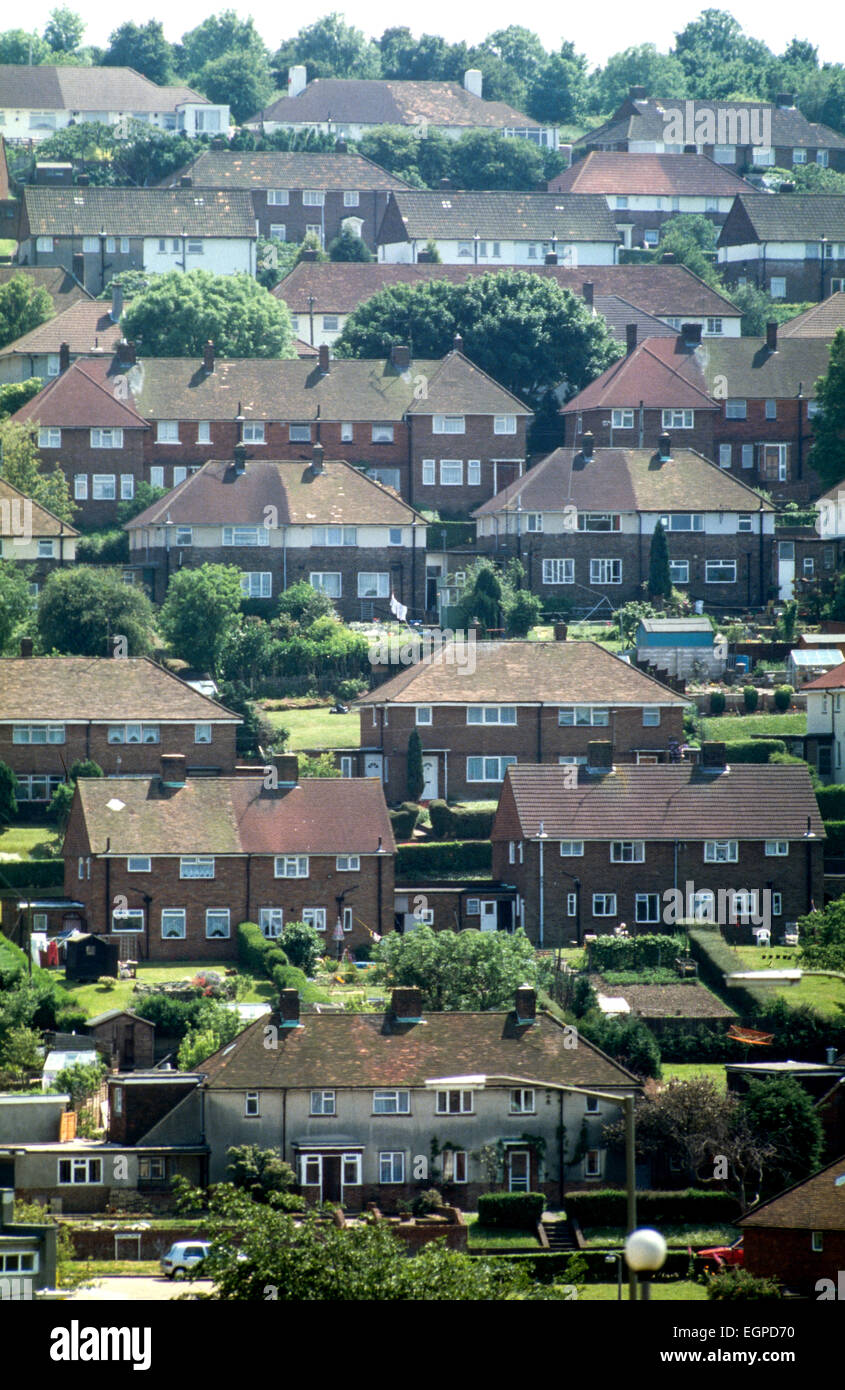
xmin=822 ymin=820 xmax=845 ymax=856
xmin=499 ymin=1249 xmax=697 ymax=1283
xmin=721 ymin=739 xmax=786 ymax=764
xmin=477 ymin=1192 xmax=546 ymax=1229
xmin=237 ymin=921 xmax=268 ymax=974
xmin=587 ymin=933 xmax=686 ymax=972
xmin=565 ymin=1188 xmax=742 ymax=1227
xmin=816 ymin=786 xmax=845 ymax=819
xmin=428 ymin=800 xmax=495 ymax=840
xmin=0 ymin=860 xmax=63 ymax=890
xmin=395 ymin=840 xmax=491 ymax=876
xmin=388 ymin=803 xmax=420 ymax=840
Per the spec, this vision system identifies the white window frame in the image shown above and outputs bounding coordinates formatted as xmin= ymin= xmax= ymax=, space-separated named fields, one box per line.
xmin=90 ymin=428 xmax=123 ymax=449
xmin=493 ymin=415 xmax=517 ymax=434
xmin=92 ymin=475 xmax=116 ymax=500
xmin=379 ymin=1151 xmax=405 ymax=1183
xmin=373 ymin=1090 xmax=410 ymax=1115
xmin=259 ymin=908 xmax=284 ymax=938
xmin=560 ymin=840 xmax=584 ymax=856
xmin=543 ymin=558 xmax=574 ymax=585
xmin=310 ymin=1090 xmax=335 ymax=1114
xmin=590 ymin=559 xmax=622 ymax=585
xmin=610 ymin=841 xmax=645 ymax=863
xmin=206 ymin=908 xmax=230 ymax=939
xmin=336 ymin=855 xmax=360 ymax=871
xmin=509 ymin=1088 xmax=535 ymax=1114
xmin=705 ymin=561 xmax=737 ymax=584
xmin=635 ymin=893 xmax=660 ymax=924
xmin=127 ymin=856 xmax=151 ymax=873
xmin=357 ymin=572 xmax=390 ymax=599
xmin=161 ymin=909 xmax=186 ymax=940
xmin=592 ymin=894 xmax=617 ymax=916
xmin=245 ymin=1092 xmax=260 ymax=1117
xmin=432 ymin=415 xmax=465 ymax=434
xmin=180 ymin=856 xmax=215 ymax=879
xmin=466 ymin=755 xmax=517 ymax=783
xmin=704 ymin=840 xmax=738 ymax=863
xmin=38 ymin=427 xmax=61 ymax=448
xmin=435 ymin=1090 xmax=473 ymax=1115
xmin=661 ymin=409 xmax=694 ymax=429
xmin=242 ymin=422 xmax=266 ymax=444
xmin=156 ymin=421 xmax=179 ymax=444
xmin=764 ymin=840 xmax=788 ymax=856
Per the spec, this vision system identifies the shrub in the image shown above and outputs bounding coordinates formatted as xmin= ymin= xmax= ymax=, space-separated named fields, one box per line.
xmin=389 ymin=802 xmax=420 ymax=840
xmin=721 ymin=738 xmax=786 ymax=763
xmin=821 ymin=820 xmax=845 ymax=856
xmin=411 ymin=1188 xmax=444 ymax=1217
xmin=742 ymin=685 xmax=759 ymax=713
xmin=773 ymin=684 xmax=794 ymax=712
xmin=280 ymin=921 xmax=322 ymax=975
xmin=427 ymin=802 xmax=495 ymax=840
xmin=263 ymin=947 xmax=289 ymax=973
xmin=707 ymin=1269 xmax=782 ymax=1300
xmin=587 ymin=934 xmax=686 ymax=972
xmin=237 ymin=921 xmax=267 ymax=975
xmin=395 ymin=841 xmax=491 ymax=876
xmin=477 ymin=1192 xmax=545 ymax=1229
xmin=565 ymin=1189 xmax=742 ymax=1227
xmin=709 ymin=690 xmax=726 ymax=715
xmin=816 ymin=786 xmax=845 ymax=819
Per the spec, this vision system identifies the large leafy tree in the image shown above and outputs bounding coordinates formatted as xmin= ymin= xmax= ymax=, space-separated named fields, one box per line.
xmin=374 ymin=925 xmax=537 ymax=1011
xmin=158 ymin=564 xmax=245 ymax=675
xmin=741 ymin=1076 xmax=824 ymax=1194
xmin=797 ymin=896 xmax=845 ymax=971
xmin=43 ymin=8 xmax=85 ymax=54
xmin=528 ymin=44 xmax=589 ymax=126
xmin=37 ymin=566 xmax=154 ymax=656
xmin=808 ymin=328 xmax=845 ymax=489
xmin=192 ymin=51 xmax=274 ymax=124
xmin=121 ymin=271 xmax=294 ymax=359
xmin=225 ymin=1145 xmax=298 ymax=1205
xmin=0 ymin=562 xmax=33 ymax=655
xmin=180 ymin=12 xmax=269 ymax=75
xmin=645 ymin=213 xmax=723 ymax=288
xmin=102 ymin=22 xmax=175 ymax=85
xmin=0 ymin=276 xmax=53 ymax=353
xmin=0 ymin=421 xmax=75 ymax=523
xmin=378 ymin=28 xmax=452 ymax=80
xmin=590 ymin=44 xmax=688 ymax=113
xmin=0 ymin=31 xmax=51 ymax=65
xmin=274 ymin=14 xmax=381 ymax=80
xmin=449 ymin=131 xmax=545 ymax=191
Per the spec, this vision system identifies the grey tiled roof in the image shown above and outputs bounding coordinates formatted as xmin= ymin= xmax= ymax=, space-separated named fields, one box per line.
xmin=719 ymin=194 xmax=845 ymax=245
xmin=252 ymin=78 xmax=540 ymax=130
xmin=383 ymin=191 xmax=619 ymax=242
xmin=0 ymin=64 xmax=205 ymax=112
xmin=20 ymin=187 xmax=257 ymax=238
xmin=164 ymin=149 xmax=410 ymax=191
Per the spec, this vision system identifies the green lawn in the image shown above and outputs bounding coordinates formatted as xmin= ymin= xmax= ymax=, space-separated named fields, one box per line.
xmin=0 ymin=824 xmax=62 ymax=860
xmin=661 ymin=1063 xmax=727 ymax=1092
xmin=582 ymin=1224 xmax=740 ymax=1249
xmin=263 ymin=705 xmax=360 ymax=750
xmin=730 ymin=946 xmax=845 ymax=1017
xmin=579 ymin=1280 xmax=707 ymax=1301
xmin=60 ymin=961 xmax=274 ymax=1017
xmin=700 ymin=712 xmax=806 ymax=741
xmin=466 ymin=1219 xmax=541 ymax=1250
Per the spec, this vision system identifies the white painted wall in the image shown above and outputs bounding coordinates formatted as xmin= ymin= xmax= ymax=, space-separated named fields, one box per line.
xmin=142 ymin=237 xmax=255 ymax=276
xmin=380 ymin=237 xmax=617 ymax=266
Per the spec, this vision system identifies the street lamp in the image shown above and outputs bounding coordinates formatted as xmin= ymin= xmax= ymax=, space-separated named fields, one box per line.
xmin=625 ymin=1227 xmax=667 ymax=1300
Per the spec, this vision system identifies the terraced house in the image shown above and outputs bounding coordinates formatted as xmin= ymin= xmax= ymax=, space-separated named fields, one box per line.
xmin=491 ymin=754 xmax=825 ymax=946
xmin=355 ymin=638 xmax=688 ymax=803
xmin=62 ymin=757 xmax=396 ymax=958
xmin=718 ymin=194 xmax=845 ymax=302
xmin=473 ymin=435 xmax=776 ymax=610
xmin=0 ymin=653 xmax=241 ymax=805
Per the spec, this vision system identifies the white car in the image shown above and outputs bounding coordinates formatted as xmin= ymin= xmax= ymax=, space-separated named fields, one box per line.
xmin=160 ymin=1241 xmax=211 ymax=1280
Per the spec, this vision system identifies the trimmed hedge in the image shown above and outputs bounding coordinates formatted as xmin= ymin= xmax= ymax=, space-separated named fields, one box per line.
xmin=389 ymin=803 xmax=420 ymax=840
xmin=816 ymin=786 xmax=845 ymax=819
xmin=237 ymin=921 xmax=267 ymax=974
xmin=429 ymin=800 xmax=495 ymax=840
xmin=477 ymin=1192 xmax=545 ymax=1229
xmin=0 ymin=860 xmax=64 ymax=889
xmin=823 ymin=820 xmax=845 ymax=856
xmin=565 ymin=1188 xmax=742 ymax=1227
xmin=498 ymin=1249 xmax=695 ymax=1283
xmin=688 ymin=928 xmax=766 ymax=1017
xmin=709 ymin=691 xmax=726 ymax=715
xmin=722 ymin=739 xmax=786 ymax=763
xmin=395 ymin=840 xmax=491 ymax=876
xmin=588 ymin=934 xmax=686 ymax=972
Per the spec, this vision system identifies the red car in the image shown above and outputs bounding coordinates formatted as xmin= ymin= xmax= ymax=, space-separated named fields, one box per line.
xmin=697 ymin=1239 xmax=744 ymax=1272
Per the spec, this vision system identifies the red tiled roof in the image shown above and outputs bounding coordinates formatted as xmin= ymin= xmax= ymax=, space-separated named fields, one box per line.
xmin=550 ymin=152 xmax=752 ymax=197
xmin=12 ymin=358 xmax=147 ymax=431
xmin=560 ymin=336 xmax=713 ymax=412
xmin=0 ymin=298 xmax=122 ymax=360
xmin=0 ymin=656 xmax=238 ymax=722
xmin=802 ymin=660 xmax=845 ymax=690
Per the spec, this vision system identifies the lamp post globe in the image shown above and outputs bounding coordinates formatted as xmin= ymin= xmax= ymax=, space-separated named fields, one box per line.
xmin=625 ymin=1228 xmax=667 ymax=1273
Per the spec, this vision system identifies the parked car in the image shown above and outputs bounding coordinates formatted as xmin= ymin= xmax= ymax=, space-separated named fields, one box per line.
xmin=697 ymin=1238 xmax=744 ymax=1273
xmin=160 ymin=1241 xmax=211 ymax=1280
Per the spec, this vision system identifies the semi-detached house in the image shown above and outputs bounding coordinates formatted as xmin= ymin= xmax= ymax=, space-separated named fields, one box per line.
xmin=718 ymin=194 xmax=845 ymax=303
xmin=0 ymin=481 xmax=77 ymax=597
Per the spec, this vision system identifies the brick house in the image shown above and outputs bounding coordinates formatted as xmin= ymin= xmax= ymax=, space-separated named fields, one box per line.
xmin=0 ymin=298 xmax=123 ymax=386
xmin=274 ymin=260 xmax=741 ymax=347
xmin=125 ymin=447 xmax=428 ymax=618
xmin=0 ymin=479 xmax=78 ymax=596
xmin=572 ymin=89 xmax=845 ymax=174
xmin=376 ymin=190 xmax=620 ymax=266
xmin=490 ymin=752 xmax=825 ymax=947
xmin=801 ymin=661 xmax=845 ymax=782
xmin=62 ymin=754 xmax=396 ymax=958
xmin=355 ymin=638 xmax=688 ymax=804
xmin=162 ymin=150 xmax=410 ymax=251
xmin=16 ymin=186 xmax=256 ymax=295
xmin=473 ymin=435 xmax=776 ymax=610
xmin=718 ymin=194 xmax=845 ymax=302
xmin=549 ymin=151 xmax=752 ymax=249
xmin=0 ymin=653 xmax=241 ymax=806
xmin=739 ymin=1153 xmax=845 ymax=1295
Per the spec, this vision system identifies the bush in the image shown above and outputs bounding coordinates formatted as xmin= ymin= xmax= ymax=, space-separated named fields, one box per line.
xmin=822 ymin=820 xmax=845 ymax=856
xmin=816 ymin=786 xmax=845 ymax=819
xmin=742 ymin=685 xmax=759 ymax=713
xmin=587 ymin=934 xmax=686 ymax=972
xmin=476 ymin=1192 xmax=545 ymax=1229
xmin=773 ymin=684 xmax=794 ymax=712
xmin=721 ymin=738 xmax=786 ymax=763
xmin=565 ymin=1189 xmax=742 ymax=1227
xmin=395 ymin=840 xmax=491 ymax=876
xmin=0 ymin=861 xmax=63 ymax=890
xmin=389 ymin=802 xmax=420 ymax=840
xmin=707 ymin=1269 xmax=782 ymax=1300
xmin=428 ymin=801 xmax=495 ymax=840
xmin=263 ymin=947 xmax=289 ymax=973
xmin=280 ymin=922 xmax=322 ymax=975
xmin=237 ymin=921 xmax=268 ymax=975
xmin=709 ymin=690 xmax=726 ymax=715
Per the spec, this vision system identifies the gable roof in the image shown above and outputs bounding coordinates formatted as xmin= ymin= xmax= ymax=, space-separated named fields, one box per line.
xmin=0 ymin=65 xmax=206 ymax=113
xmin=779 ymin=292 xmax=845 ymax=338
xmin=718 ymin=194 xmax=845 ymax=247
xmin=252 ymin=78 xmax=541 ymax=131
xmin=164 ymin=149 xmax=409 ymax=192
xmin=0 ymin=656 xmax=240 ymax=723
xmin=802 ymin=660 xmax=845 ymax=691
xmin=0 ymin=298 xmax=122 ymax=361
xmin=125 ymin=456 xmax=422 ymax=530
xmin=357 ymin=639 xmax=688 ymax=708
xmin=494 ymin=762 xmax=824 ymax=841
xmin=85 ymin=1009 xmax=153 ymax=1028
xmin=20 ymin=187 xmax=257 ymax=239
xmin=198 ymin=1003 xmax=639 ymax=1091
xmin=274 ymin=259 xmax=739 ymax=319
xmin=380 ymin=190 xmax=620 ymax=244
xmin=406 ymin=351 xmax=530 ymax=417
xmin=75 ymin=775 xmax=395 ymax=857
xmin=739 ymin=1153 xmax=845 ymax=1230
xmin=473 ymin=446 xmax=773 ymax=517
xmin=560 ymin=337 xmax=714 ymax=412
xmin=0 ymin=265 xmax=89 ymax=313
xmin=551 ymin=151 xmax=751 ymax=197
xmin=0 ymin=478 xmax=79 ymax=539
xmin=592 ymin=294 xmax=680 ymax=343
xmin=574 ymin=96 xmax=845 ymax=153
xmin=12 ymin=358 xmax=147 ymax=431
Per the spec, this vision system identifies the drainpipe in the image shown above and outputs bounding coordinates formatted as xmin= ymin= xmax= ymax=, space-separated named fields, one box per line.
xmin=537 ymin=703 xmax=543 ymax=764
xmin=377 ymin=838 xmax=384 ymax=935
xmin=538 ymin=823 xmax=547 ymax=948
xmin=796 ymin=384 xmax=804 ymax=481
xmin=758 ymin=505 xmax=765 ymax=607
xmin=245 ymin=853 xmax=252 ymax=923
xmin=559 ymin=1090 xmax=565 ymax=1206
xmin=104 ymin=837 xmax=111 ymax=935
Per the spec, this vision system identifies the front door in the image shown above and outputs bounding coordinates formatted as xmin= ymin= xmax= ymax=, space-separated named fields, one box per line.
xmin=363 ymin=753 xmax=383 ymax=781
xmin=322 ymin=1155 xmax=342 ymax=1203
xmin=422 ymin=755 xmax=438 ymax=800
xmin=479 ymin=901 xmax=497 ymax=932
xmin=497 ymin=900 xmax=514 ymax=933
xmin=778 ymin=541 xmax=795 ymax=600
xmin=508 ymin=1150 xmax=531 ymax=1192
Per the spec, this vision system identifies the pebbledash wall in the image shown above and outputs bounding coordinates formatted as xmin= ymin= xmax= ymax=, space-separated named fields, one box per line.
xmin=360 ymin=702 xmax=687 ymax=804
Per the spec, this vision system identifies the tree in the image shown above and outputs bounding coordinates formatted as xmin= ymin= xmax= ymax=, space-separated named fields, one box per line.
xmin=0 ymin=762 xmax=18 ymax=825
xmin=449 ymin=131 xmax=546 ymax=191
xmin=578 ymin=1012 xmax=662 ymax=1079
xmin=504 ymin=588 xmax=542 ymax=637
xmin=0 ymin=562 xmax=33 ymax=655
xmin=279 ymin=921 xmax=322 ymax=976
xmin=177 ymin=998 xmax=245 ymax=1070
xmin=158 ymin=564 xmax=245 ymax=675
xmin=379 ymin=28 xmax=452 ymax=81
xmin=455 ymin=562 xmax=502 ymax=635
xmin=217 ymin=681 xmax=275 ymax=760
xmin=808 ymin=327 xmax=845 ymax=489
xmin=192 ymin=51 xmax=273 ymax=125
xmin=0 ymin=420 xmax=75 ymax=523
xmin=590 ymin=44 xmax=688 ymax=114
xmin=121 ymin=271 xmax=294 ymax=359
xmin=648 ymin=519 xmax=672 ymax=600
xmin=53 ymin=1058 xmax=107 ymax=1106
xmin=0 ymin=30 xmax=51 ymax=65
xmin=327 ymin=228 xmax=373 ymax=262
xmin=0 ymin=1025 xmax=43 ymax=1083
xmin=374 ymin=926 xmax=538 ymax=1011
xmin=102 ymin=22 xmax=175 ymax=84
xmin=115 ymin=481 xmax=167 ymax=525
xmin=528 ymin=44 xmax=589 ymax=126
xmin=0 ymin=379 xmax=45 ymax=423
xmin=37 ymin=566 xmax=154 ymax=657
xmin=797 ymin=896 xmax=845 ymax=971
xmin=275 ymin=579 xmax=335 ymax=626
xmin=225 ymin=1144 xmax=299 ymax=1205
xmin=274 ymin=15 xmax=381 ymax=80
xmin=180 ymin=12 xmax=268 ymax=74
xmin=48 ymin=759 xmax=102 ymax=832
xmin=355 ymin=128 xmax=445 ymax=189
xmin=43 ymin=8 xmax=85 ymax=54
xmin=741 ymin=1076 xmax=824 ymax=1193
xmin=645 ymin=214 xmax=723 ymax=288
xmin=297 ymin=752 xmax=341 ymax=778
xmin=406 ymin=728 xmax=424 ymax=802
xmin=0 ymin=276 xmax=54 ymax=352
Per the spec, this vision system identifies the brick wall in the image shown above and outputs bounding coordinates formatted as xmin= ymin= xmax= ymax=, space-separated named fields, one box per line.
xmin=37 ymin=426 xmax=148 ymax=527
xmin=1 ymin=722 xmax=238 ymax=783
xmin=720 ymin=256 xmax=845 ymax=304
xmin=712 ymin=398 xmax=821 ymax=504
xmin=743 ymin=1226 xmax=845 ymax=1293
xmin=563 ymin=406 xmax=716 ymax=459
xmin=253 ymin=188 xmax=394 ymax=249
xmin=409 ymin=413 xmax=528 ymax=514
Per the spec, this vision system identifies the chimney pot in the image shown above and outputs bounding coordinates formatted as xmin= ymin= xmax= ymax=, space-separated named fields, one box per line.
xmin=625 ymin=322 xmax=638 ymax=355
xmin=233 ymin=442 xmax=247 ymax=475
xmin=203 ymin=340 xmax=215 ymax=373
xmin=776 ymin=93 xmax=796 ymax=109
xmin=553 ymin=622 xmax=568 ymax=642
xmin=311 ymin=442 xmax=325 ymax=474
xmin=76 ymin=173 xmax=89 ymax=187
xmin=660 ymin=251 xmax=676 ymax=264
xmin=300 ymin=248 xmax=318 ymax=262
xmin=58 ymin=341 xmax=70 ymax=373
xmin=452 ymin=334 xmax=464 ymax=355
xmin=701 ymin=740 xmax=727 ymax=771
xmin=270 ymin=753 xmax=299 ymax=787
xmin=390 ymin=986 xmax=423 ymax=1021
xmin=19 ymin=637 xmax=33 ymax=659
xmin=160 ymin=753 xmax=186 ymax=788
xmin=514 ymin=984 xmax=536 ymax=1023
xmin=278 ymin=988 xmax=301 ymax=1027
xmin=582 ymin=281 xmax=594 ymax=308
xmin=766 ymin=320 xmax=778 ymax=353
xmin=658 ymin=431 xmax=672 ymax=460
xmin=117 ymin=338 xmax=136 ymax=366
xmin=681 ymin=322 xmax=702 ymax=347
xmin=581 ymin=429 xmax=595 ymax=460
xmin=318 ymin=343 xmax=330 ymax=374
xmin=586 ymin=740 xmax=613 ymax=771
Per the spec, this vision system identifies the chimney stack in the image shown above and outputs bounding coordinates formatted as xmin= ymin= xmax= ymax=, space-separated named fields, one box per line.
xmin=76 ymin=173 xmax=89 ymax=187
xmin=582 ymin=281 xmax=594 ymax=308
xmin=514 ymin=984 xmax=536 ymax=1024
xmin=233 ymin=442 xmax=247 ymax=475
xmin=335 ymin=139 xmax=348 ymax=153
xmin=278 ymin=988 xmax=302 ymax=1027
xmin=311 ymin=442 xmax=325 ymax=474
xmin=390 ymin=343 xmax=410 ymax=369
xmin=776 ymin=93 xmax=796 ymax=109
xmin=452 ymin=334 xmax=464 ymax=355
xmin=270 ymin=753 xmax=299 ymax=787
xmin=660 ymin=251 xmax=676 ymax=264
xmin=657 ymin=431 xmax=672 ymax=460
xmin=625 ymin=322 xmax=638 ymax=355
xmin=766 ymin=321 xmax=778 ymax=353
xmin=58 ymin=341 xmax=70 ymax=374
xmin=110 ymin=282 xmax=123 ymax=323
xmin=463 ymin=69 xmax=483 ymax=98
xmin=180 ymin=175 xmax=192 ymax=188
xmin=390 ymin=987 xmax=424 ymax=1021
xmin=701 ymin=741 xmax=727 ymax=771
xmin=581 ymin=429 xmax=595 ymax=461
xmin=116 ymin=338 xmax=136 ymax=367
xmin=628 ymin=86 xmax=647 ymax=101
xmin=681 ymin=322 xmax=702 ymax=347
xmin=586 ymin=740 xmax=613 ymax=773
xmin=318 ymin=343 xmax=330 ymax=374
xmin=19 ymin=637 xmax=33 ymax=659
xmin=203 ymin=340 xmax=215 ymax=373
xmin=72 ymin=252 xmax=85 ymax=285
xmin=160 ymin=753 xmax=186 ymax=788
xmin=288 ymin=65 xmax=307 ymax=98
xmin=544 ymin=251 xmax=558 ymax=265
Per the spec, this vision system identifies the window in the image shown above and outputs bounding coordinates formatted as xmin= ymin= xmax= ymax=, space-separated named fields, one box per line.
xmin=590 ymin=559 xmax=622 ymax=584
xmin=661 ymin=409 xmax=694 ymax=429
xmin=817 ymin=151 xmax=830 ymax=168
xmin=307 ymin=1090 xmax=335 ymax=1116
xmin=577 ymin=512 xmax=621 ymax=532
xmin=161 ymin=909 xmax=186 ymax=940
xmin=92 ymin=475 xmax=116 ymax=500
xmin=13 ymin=724 xmax=65 ymax=745
xmin=510 ymin=1089 xmax=535 ymax=1114
xmin=206 ymin=909 xmax=230 ymax=939
xmin=36 ymin=236 xmax=54 ymax=252
xmin=322 ymin=316 xmax=339 ymax=332
xmin=593 ymin=894 xmax=617 ymax=916
xmin=467 ymin=705 xmax=517 ymax=725
xmin=240 ymin=572 xmax=272 ymax=598
xmin=223 ymin=526 xmax=269 ymax=546
xmin=772 ymin=893 xmax=782 ymax=916
xmin=635 ymin=893 xmax=660 ymax=923
xmin=508 ymin=840 xmax=523 ymax=865
xmin=737 ymin=514 xmax=753 ymax=533
xmin=422 ymin=459 xmax=435 ymax=485
xmin=312 ymin=526 xmax=357 ymax=546
xmin=416 ymin=706 xmax=432 ymax=725
xmin=543 ymin=558 xmax=574 ymax=585
xmin=525 ymin=512 xmax=543 ymax=532
xmin=659 ymin=514 xmax=704 ymax=532
xmin=58 ymin=1158 xmax=102 ymax=1185
xmin=268 ymin=189 xmax=289 ymax=205
xmin=760 ymin=444 xmax=788 ymax=482
xmin=442 ymin=1150 xmax=467 ymax=1183
xmin=374 ymin=1090 xmax=410 ymax=1114
xmin=644 ymin=229 xmax=660 ymax=246
xmin=46 ymin=354 xmax=60 ymax=377
xmin=669 ymin=560 xmax=689 ymax=584
xmin=156 ymin=421 xmax=179 ymax=444
xmin=112 ymin=908 xmax=144 ymax=933
xmin=615 ymin=195 xmax=628 ymax=209
xmin=91 ymin=428 xmax=123 ymax=448
xmin=342 ymin=190 xmax=360 ymax=206
xmin=275 ymin=855 xmax=309 ymax=878
xmin=586 ymin=1095 xmax=600 ymax=1114
xmin=259 ymin=908 xmax=284 ymax=938
xmin=611 ymin=409 xmax=634 ymax=429
xmin=560 ymin=840 xmax=584 ymax=856
xmin=494 ymin=415 xmax=517 ymax=434
xmin=38 ymin=427 xmax=61 ymax=448
xmin=269 ymin=225 xmax=286 ymax=241
xmin=310 ymin=572 xmax=342 ymax=599
xmin=372 ymin=424 xmax=394 ymax=443
xmin=704 ymin=840 xmax=738 ymax=862
xmin=303 ymin=190 xmax=325 ymax=206
xmin=611 ymin=841 xmax=645 ymax=863
xmin=435 ymin=1090 xmax=473 ymax=1114
xmin=244 ymin=1092 xmax=260 ymax=1117
xmin=585 ymin=1150 xmax=601 ymax=1178
xmin=149 ymin=467 xmax=164 ymax=488
xmin=175 ymin=526 xmax=193 ymax=546
xmin=705 ymin=561 xmax=737 ymax=583
xmin=765 ymin=840 xmax=789 ymax=856
xmin=706 ymin=317 xmax=723 ymax=335
xmin=127 ymin=856 xmax=151 ymax=873
xmin=793 ymin=148 xmax=807 ymax=164
xmin=357 ymin=572 xmax=389 ymax=598
xmin=302 ymin=908 xmax=326 ymax=933
xmin=457 ymin=240 xmax=474 ymax=259
xmin=719 ymin=444 xmax=732 ymax=469
xmin=180 ymin=856 xmax=215 ymax=879
xmin=467 ymin=459 xmax=481 ymax=486
xmin=804 ymin=557 xmax=815 ymax=577
xmin=241 ymin=422 xmax=265 ymax=444
xmin=770 ymin=277 xmax=787 ymax=299
xmin=379 ymin=1151 xmax=405 ymax=1183
xmin=336 ymin=855 xmax=360 ymax=872
xmin=642 ymin=707 xmax=661 ymax=728
xmin=388 ymin=527 xmax=403 ymax=546
xmin=107 ymin=723 xmax=160 ymax=745
xmin=740 ymin=444 xmax=754 ymax=470
xmin=82 ymin=236 xmax=99 ymax=253
xmin=466 ymin=755 xmax=517 ymax=782
xmin=558 ymin=706 xmax=608 ymax=726
xmin=811 ymin=1231 xmax=824 ymax=1252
